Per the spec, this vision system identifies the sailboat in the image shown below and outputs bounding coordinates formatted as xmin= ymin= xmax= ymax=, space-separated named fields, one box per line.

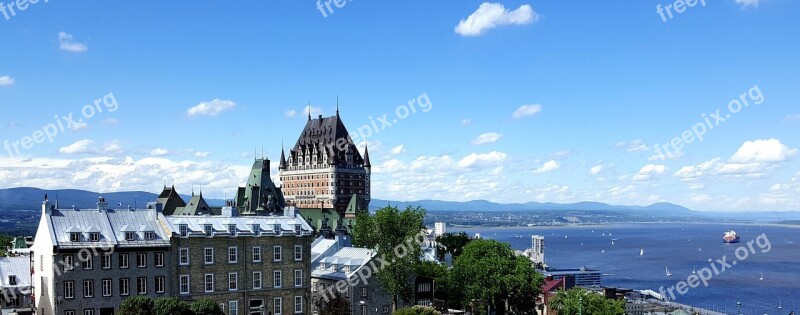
xmin=665 ymin=267 xmax=672 ymax=277
xmin=611 ymin=239 xmax=615 ymax=245
xmin=778 ymin=297 xmax=782 ymax=309
xmin=601 ymin=250 xmax=605 ymax=254
xmin=692 ymin=266 xmax=696 ymax=274
xmin=759 ymin=272 xmax=764 ymax=280
xmin=640 ymin=248 xmax=644 ymax=256
xmin=698 ymin=246 xmax=702 ymax=252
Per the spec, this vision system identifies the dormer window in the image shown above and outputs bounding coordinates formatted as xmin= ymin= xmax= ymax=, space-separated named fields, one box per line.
xmin=8 ymin=275 xmax=17 ymax=285
xmin=144 ymin=231 xmax=155 ymax=240
xmin=89 ymin=233 xmax=100 ymax=242
xmin=252 ymin=224 xmax=260 ymax=235
xmin=228 ymin=224 xmax=237 ymax=236
xmin=294 ymin=224 xmax=302 ymax=235
xmin=274 ymin=224 xmax=281 ymax=235
xmin=344 ymin=266 xmax=351 ymax=273
xmin=70 ymin=233 xmax=80 ymax=242
xmin=125 ymin=232 xmax=135 ymax=241
xmin=179 ymin=224 xmax=189 ymax=237
xmin=204 ymin=224 xmax=213 ymax=236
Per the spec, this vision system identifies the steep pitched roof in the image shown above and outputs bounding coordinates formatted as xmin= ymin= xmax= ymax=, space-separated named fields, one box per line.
xmin=290 ymin=114 xmax=364 ymax=166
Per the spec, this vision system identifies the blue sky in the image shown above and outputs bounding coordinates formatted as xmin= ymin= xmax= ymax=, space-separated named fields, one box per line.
xmin=1 ymin=0 xmax=798 ymax=211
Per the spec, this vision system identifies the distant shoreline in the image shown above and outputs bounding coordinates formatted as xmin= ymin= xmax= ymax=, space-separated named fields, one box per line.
xmin=445 ymin=221 xmax=800 ymax=230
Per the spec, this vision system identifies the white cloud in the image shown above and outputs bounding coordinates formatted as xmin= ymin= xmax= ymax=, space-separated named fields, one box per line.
xmin=533 ymin=160 xmax=560 ymax=174
xmin=458 ymin=151 xmax=508 ymax=169
xmin=615 ymin=139 xmax=650 ymax=152
xmin=512 ymin=104 xmax=542 ymax=119
xmin=59 ymin=139 xmax=124 ymax=156
xmin=461 ymin=119 xmax=472 ymax=126
xmin=150 ymin=148 xmax=170 ymax=156
xmin=0 ymin=75 xmax=14 ymax=86
xmin=632 ymin=164 xmax=667 ymax=181
xmin=58 ymin=32 xmax=88 ymax=52
xmin=455 ymin=2 xmax=539 ymax=37
xmin=390 ymin=145 xmax=405 ymax=156
xmin=68 ymin=121 xmax=88 ymax=131
xmin=187 ymin=99 xmax=236 ymax=117
xmin=589 ymin=165 xmax=605 ymax=175
xmin=472 ymin=132 xmax=502 ymax=145
xmin=194 ymin=151 xmax=210 ymax=158
xmin=675 ymin=139 xmax=796 ymax=180
xmin=101 ymin=118 xmax=119 ymax=125
xmin=735 ymin=0 xmax=758 ymax=9
xmin=284 ymin=109 xmax=297 ymax=118
xmin=729 ymin=139 xmax=797 ymax=163
xmin=608 ymin=185 xmax=634 ymax=196
xmin=785 ymin=114 xmax=800 ymax=121
xmin=303 ymin=105 xmax=323 ymax=118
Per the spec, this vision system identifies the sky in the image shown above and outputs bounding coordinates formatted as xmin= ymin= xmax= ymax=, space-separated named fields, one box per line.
xmin=0 ymin=0 xmax=798 ymax=211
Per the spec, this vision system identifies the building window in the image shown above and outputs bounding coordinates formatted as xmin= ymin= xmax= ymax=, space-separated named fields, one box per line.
xmin=252 ymin=246 xmax=262 ymax=262
xmin=90 ymin=232 xmax=100 ymax=242
xmin=125 ymin=232 xmax=135 ymax=241
xmin=70 ymin=232 xmax=80 ymax=242
xmin=382 ymin=306 xmax=389 ymax=314
xmin=102 ymin=254 xmax=111 ymax=269
xmin=120 ymin=278 xmax=130 ymax=296
xmin=273 ymin=270 xmax=282 ymax=288
xmin=205 ymin=274 xmax=214 ymax=293
xmin=228 ymin=247 xmax=238 ymax=263
xmin=64 ymin=281 xmax=75 ymax=299
xmin=179 ymin=275 xmax=190 ymax=294
xmin=273 ymin=297 xmax=282 ymax=315
xmin=137 ymin=253 xmax=147 ymax=268
xmin=229 ymin=301 xmax=238 ymax=315
xmin=294 ymin=270 xmax=303 ymax=287
xmin=84 ymin=310 xmax=95 ymax=315
xmin=294 ymin=296 xmax=303 ymax=314
xmin=179 ymin=224 xmax=189 ymax=237
xmin=156 ymin=276 xmax=165 ymax=294
xmin=83 ymin=280 xmax=94 ymax=298
xmin=273 ymin=245 xmax=282 ymax=262
xmin=294 ymin=245 xmax=303 ymax=261
xmin=120 ymin=253 xmax=129 ymax=269
xmin=417 ymin=283 xmax=431 ymax=292
xmin=252 ymin=271 xmax=262 ymax=289
xmin=102 ymin=279 xmax=112 ymax=297
xmin=81 ymin=252 xmax=92 ymax=270
xmin=228 ymin=224 xmax=237 ymax=235
xmin=228 ymin=272 xmax=238 ymax=291
xmin=155 ymin=252 xmax=165 ymax=267
xmin=137 ymin=277 xmax=147 ymax=295
xmin=204 ymin=224 xmax=213 ymax=236
xmin=205 ymin=248 xmax=215 ymax=264
xmin=179 ymin=248 xmax=189 ymax=265
xmin=361 ymin=287 xmax=367 ymax=298
xmin=63 ymin=254 xmax=74 ymax=271
xmin=252 ymin=224 xmax=260 ymax=235
xmin=361 ymin=305 xmax=367 ymax=315
xmin=66 ymin=311 xmax=75 ymax=315
xmin=144 ymin=231 xmax=155 ymax=240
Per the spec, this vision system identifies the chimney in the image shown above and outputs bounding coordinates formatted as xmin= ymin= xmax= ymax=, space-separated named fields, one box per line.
xmin=42 ymin=194 xmax=51 ymax=215
xmin=222 ymin=206 xmax=238 ymax=217
xmin=97 ymin=196 xmax=108 ymax=212
xmin=284 ymin=206 xmax=296 ymax=218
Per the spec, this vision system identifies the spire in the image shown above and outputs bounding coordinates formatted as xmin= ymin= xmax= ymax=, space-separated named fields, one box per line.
xmin=336 ymin=95 xmax=340 ymax=117
xmin=279 ymin=140 xmax=287 ymax=170
xmin=307 ymin=101 xmax=312 ymax=121
xmin=364 ymin=141 xmax=371 ymax=168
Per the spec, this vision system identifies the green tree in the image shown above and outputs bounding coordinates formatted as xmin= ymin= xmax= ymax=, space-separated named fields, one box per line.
xmin=0 ymin=234 xmax=13 ymax=256
xmin=435 ymin=232 xmax=471 ymax=261
xmin=450 ymin=239 xmax=543 ymax=315
xmin=353 ymin=205 xmax=426 ymax=310
xmin=393 ymin=306 xmax=442 ymax=315
xmin=191 ymin=298 xmax=225 ymax=315
xmin=154 ymin=297 xmax=192 ymax=315
xmin=549 ymin=288 xmax=625 ymax=315
xmin=320 ymin=292 xmax=351 ymax=315
xmin=118 ymin=296 xmax=155 ymax=315
xmin=414 ymin=261 xmax=451 ymax=310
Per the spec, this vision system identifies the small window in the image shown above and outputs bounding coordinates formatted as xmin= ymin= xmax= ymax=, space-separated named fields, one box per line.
xmin=64 ymin=281 xmax=75 ymax=299
xmin=120 ymin=253 xmax=129 ymax=269
xmin=179 ymin=248 xmax=189 ymax=265
xmin=273 ymin=246 xmax=282 ymax=262
xmin=228 ymin=247 xmax=238 ymax=263
xmin=204 ymin=224 xmax=213 ymax=236
xmin=273 ymin=270 xmax=282 ymax=288
xmin=361 ymin=287 xmax=367 ymax=297
xmin=8 ymin=275 xmax=17 ymax=285
xmin=179 ymin=275 xmax=190 ymax=294
xmin=70 ymin=233 xmax=80 ymax=242
xmin=137 ymin=253 xmax=147 ymax=268
xmin=252 ymin=247 xmax=262 ymax=262
xmin=228 ymin=224 xmax=237 ymax=235
xmin=204 ymin=274 xmax=214 ymax=293
xmin=179 ymin=224 xmax=189 ymax=237
xmin=156 ymin=276 xmax=165 ymax=294
xmin=294 ymin=269 xmax=303 ymax=287
xmin=155 ymin=252 xmax=165 ymax=267
xmin=294 ymin=245 xmax=303 ymax=261
xmin=274 ymin=297 xmax=283 ymax=315
xmin=125 ymin=232 xmax=135 ymax=241
xmin=102 ymin=254 xmax=112 ymax=269
xmin=90 ymin=233 xmax=100 ymax=242
xmin=144 ymin=231 xmax=155 ymax=240
xmin=253 ymin=272 xmax=262 ymax=289
xmin=137 ymin=277 xmax=147 ymax=295
xmin=228 ymin=272 xmax=238 ymax=291
xmin=294 ymin=296 xmax=303 ymax=314
xmin=83 ymin=280 xmax=94 ymax=298
xmin=252 ymin=224 xmax=260 ymax=235
xmin=102 ymin=279 xmax=112 ymax=297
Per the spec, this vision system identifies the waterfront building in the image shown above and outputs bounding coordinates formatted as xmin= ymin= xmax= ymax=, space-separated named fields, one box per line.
xmin=433 ymin=223 xmax=446 ymax=237
xmin=540 ymin=267 xmax=602 ymax=287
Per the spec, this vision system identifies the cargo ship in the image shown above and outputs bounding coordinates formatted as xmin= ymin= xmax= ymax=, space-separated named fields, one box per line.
xmin=723 ymin=230 xmax=740 ymax=243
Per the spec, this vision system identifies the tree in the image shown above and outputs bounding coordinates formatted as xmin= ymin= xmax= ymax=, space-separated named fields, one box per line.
xmin=549 ymin=288 xmax=625 ymax=315
xmin=414 ymin=261 xmax=451 ymax=309
xmin=0 ymin=233 xmax=13 ymax=256
xmin=435 ymin=232 xmax=471 ymax=261
xmin=191 ymin=298 xmax=225 ymax=315
xmin=450 ymin=239 xmax=543 ymax=315
xmin=154 ymin=297 xmax=192 ymax=315
xmin=118 ymin=296 xmax=155 ymax=315
xmin=320 ymin=292 xmax=351 ymax=315
xmin=393 ymin=306 xmax=442 ymax=315
xmin=353 ymin=205 xmax=426 ymax=310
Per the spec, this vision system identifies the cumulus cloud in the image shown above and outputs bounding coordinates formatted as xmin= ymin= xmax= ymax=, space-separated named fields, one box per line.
xmin=472 ymin=132 xmax=502 ymax=145
xmin=101 ymin=118 xmax=119 ymax=125
xmin=512 ymin=104 xmax=542 ymax=119
xmin=675 ymin=139 xmax=796 ymax=180
xmin=284 ymin=109 xmax=297 ymax=118
xmin=194 ymin=151 xmax=210 ymax=158
xmin=187 ymin=99 xmax=236 ymax=117
xmin=150 ymin=148 xmax=170 ymax=156
xmin=533 ymin=160 xmax=560 ymax=174
xmin=455 ymin=2 xmax=539 ymax=36
xmin=735 ymin=0 xmax=759 ymax=9
xmin=632 ymin=164 xmax=667 ymax=181
xmin=458 ymin=151 xmax=508 ymax=169
xmin=589 ymin=165 xmax=606 ymax=175
xmin=0 ymin=75 xmax=14 ymax=86
xmin=615 ymin=139 xmax=650 ymax=152
xmin=390 ymin=145 xmax=405 ymax=156
xmin=58 ymin=32 xmax=88 ymax=52
xmin=59 ymin=139 xmax=124 ymax=156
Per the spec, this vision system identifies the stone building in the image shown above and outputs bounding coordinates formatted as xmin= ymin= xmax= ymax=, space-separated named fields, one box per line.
xmin=162 ymin=206 xmax=314 ymax=315
xmin=278 ymin=108 xmax=371 ymax=230
xmin=31 ymin=196 xmax=172 ymax=315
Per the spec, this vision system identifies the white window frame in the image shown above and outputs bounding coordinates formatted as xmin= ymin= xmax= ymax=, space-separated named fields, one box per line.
xmin=228 ymin=247 xmax=238 ymax=263
xmin=137 ymin=253 xmax=147 ymax=268
xmin=120 ymin=253 xmax=129 ymax=269
xmin=156 ymin=276 xmax=165 ymax=294
xmin=294 ymin=269 xmax=303 ymax=287
xmin=252 ymin=271 xmax=262 ymax=290
xmin=294 ymin=245 xmax=303 ymax=261
xmin=274 ymin=297 xmax=283 ymax=315
xmin=252 ymin=246 xmax=262 ymax=262
xmin=102 ymin=279 xmax=112 ymax=297
xmin=179 ymin=248 xmax=190 ymax=265
xmin=273 ymin=270 xmax=282 ymax=288
xmin=295 ymin=296 xmax=303 ymax=314
xmin=120 ymin=278 xmax=130 ymax=296
xmin=273 ymin=245 xmax=282 ymax=262
xmin=64 ymin=281 xmax=75 ymax=299
xmin=228 ymin=272 xmax=238 ymax=291
xmin=83 ymin=280 xmax=93 ymax=298
xmin=179 ymin=275 xmax=190 ymax=294
xmin=205 ymin=248 xmax=215 ymax=265
xmin=205 ymin=274 xmax=215 ymax=293
xmin=179 ymin=224 xmax=189 ymax=237
xmin=137 ymin=277 xmax=147 ymax=295
xmin=63 ymin=254 xmax=74 ymax=271
xmin=229 ymin=301 xmax=239 ymax=315
xmin=102 ymin=253 xmax=112 ymax=269
xmin=155 ymin=252 xmax=165 ymax=267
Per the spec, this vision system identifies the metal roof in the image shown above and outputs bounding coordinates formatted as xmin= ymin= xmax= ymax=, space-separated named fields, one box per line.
xmin=0 ymin=257 xmax=31 ymax=288
xmin=162 ymin=212 xmax=313 ymax=237
xmin=311 ymin=247 xmax=376 ymax=281
xmin=46 ymin=207 xmax=170 ymax=248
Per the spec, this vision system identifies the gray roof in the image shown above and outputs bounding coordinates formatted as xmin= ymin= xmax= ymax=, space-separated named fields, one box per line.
xmin=312 ymin=247 xmax=375 ymax=281
xmin=162 ymin=212 xmax=313 ymax=237
xmin=46 ymin=208 xmax=170 ymax=249
xmin=0 ymin=257 xmax=31 ymax=288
